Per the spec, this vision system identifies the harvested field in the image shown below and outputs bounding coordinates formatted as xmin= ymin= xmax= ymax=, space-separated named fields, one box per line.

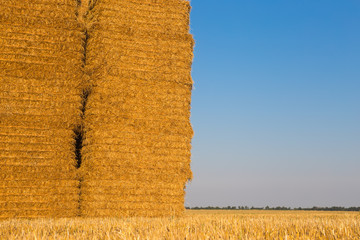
xmin=0 ymin=210 xmax=359 ymax=239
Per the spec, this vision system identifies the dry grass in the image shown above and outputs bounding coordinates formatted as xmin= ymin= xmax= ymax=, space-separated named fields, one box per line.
xmin=0 ymin=210 xmax=359 ymax=239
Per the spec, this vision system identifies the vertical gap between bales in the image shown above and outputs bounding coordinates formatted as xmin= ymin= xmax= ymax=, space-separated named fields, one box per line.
xmin=74 ymin=127 xmax=83 ymax=168
xmin=74 ymin=89 xmax=90 ymax=169
xmin=74 ymin=0 xmax=93 ymax=216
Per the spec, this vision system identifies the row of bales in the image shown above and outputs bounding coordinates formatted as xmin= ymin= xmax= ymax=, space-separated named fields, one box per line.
xmin=0 ymin=0 xmax=193 ymax=218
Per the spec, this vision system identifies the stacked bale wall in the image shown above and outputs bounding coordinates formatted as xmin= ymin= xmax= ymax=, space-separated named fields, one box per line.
xmin=80 ymin=0 xmax=194 ymax=217
xmin=0 ymin=0 xmax=83 ymax=218
xmin=0 ymin=0 xmax=193 ymax=218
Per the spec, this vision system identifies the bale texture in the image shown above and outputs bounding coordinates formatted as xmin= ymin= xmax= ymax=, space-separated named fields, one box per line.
xmin=0 ymin=0 xmax=83 ymax=218
xmin=80 ymin=0 xmax=194 ymax=217
xmin=0 ymin=0 xmax=194 ymax=218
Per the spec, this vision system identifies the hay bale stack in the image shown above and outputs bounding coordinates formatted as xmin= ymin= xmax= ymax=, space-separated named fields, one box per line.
xmin=80 ymin=0 xmax=194 ymax=217
xmin=0 ymin=0 xmax=83 ymax=218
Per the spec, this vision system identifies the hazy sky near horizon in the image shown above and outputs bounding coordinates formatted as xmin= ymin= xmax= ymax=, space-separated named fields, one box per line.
xmin=185 ymin=0 xmax=360 ymax=208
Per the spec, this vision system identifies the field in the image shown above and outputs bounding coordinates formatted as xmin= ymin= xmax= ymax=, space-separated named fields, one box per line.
xmin=0 ymin=210 xmax=359 ymax=239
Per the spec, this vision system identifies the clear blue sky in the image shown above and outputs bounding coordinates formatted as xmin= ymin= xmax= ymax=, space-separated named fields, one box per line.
xmin=186 ymin=0 xmax=360 ymax=208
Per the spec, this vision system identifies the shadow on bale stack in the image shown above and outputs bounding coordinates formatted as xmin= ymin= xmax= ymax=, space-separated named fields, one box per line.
xmin=0 ymin=0 xmax=85 ymax=218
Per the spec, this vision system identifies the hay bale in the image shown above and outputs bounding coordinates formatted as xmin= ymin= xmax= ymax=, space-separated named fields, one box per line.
xmin=0 ymin=0 xmax=83 ymax=218
xmin=80 ymin=0 xmax=194 ymax=217
xmin=0 ymin=0 xmax=194 ymax=218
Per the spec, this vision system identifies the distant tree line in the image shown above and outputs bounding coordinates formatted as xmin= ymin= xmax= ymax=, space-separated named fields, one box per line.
xmin=186 ymin=206 xmax=360 ymax=211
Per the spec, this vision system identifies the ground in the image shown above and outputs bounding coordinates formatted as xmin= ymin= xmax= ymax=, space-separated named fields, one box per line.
xmin=0 ymin=210 xmax=359 ymax=239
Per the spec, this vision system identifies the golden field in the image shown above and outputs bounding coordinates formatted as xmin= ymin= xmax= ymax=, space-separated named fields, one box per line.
xmin=0 ymin=210 xmax=359 ymax=239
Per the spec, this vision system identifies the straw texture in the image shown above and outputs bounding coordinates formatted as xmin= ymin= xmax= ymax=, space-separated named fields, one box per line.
xmin=0 ymin=0 xmax=83 ymax=218
xmin=0 ymin=0 xmax=193 ymax=218
xmin=80 ymin=0 xmax=194 ymax=217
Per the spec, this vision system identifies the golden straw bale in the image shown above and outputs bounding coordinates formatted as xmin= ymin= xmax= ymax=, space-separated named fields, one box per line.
xmin=80 ymin=0 xmax=194 ymax=217
xmin=0 ymin=0 xmax=83 ymax=218
xmin=1 ymin=0 xmax=194 ymax=218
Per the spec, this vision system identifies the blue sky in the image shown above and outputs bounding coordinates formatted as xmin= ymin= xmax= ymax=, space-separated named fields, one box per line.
xmin=186 ymin=0 xmax=360 ymax=208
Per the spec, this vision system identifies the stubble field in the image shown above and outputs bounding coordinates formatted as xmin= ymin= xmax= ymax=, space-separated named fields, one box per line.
xmin=0 ymin=210 xmax=359 ymax=239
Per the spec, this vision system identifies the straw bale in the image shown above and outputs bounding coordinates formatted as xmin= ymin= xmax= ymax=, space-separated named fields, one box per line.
xmin=0 ymin=180 xmax=79 ymax=190
xmin=80 ymin=0 xmax=194 ymax=217
xmin=0 ymin=187 xmax=79 ymax=196
xmin=1 ymin=0 xmax=193 ymax=218
xmin=0 ymin=0 xmax=83 ymax=218
xmin=0 ymin=209 xmax=77 ymax=219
